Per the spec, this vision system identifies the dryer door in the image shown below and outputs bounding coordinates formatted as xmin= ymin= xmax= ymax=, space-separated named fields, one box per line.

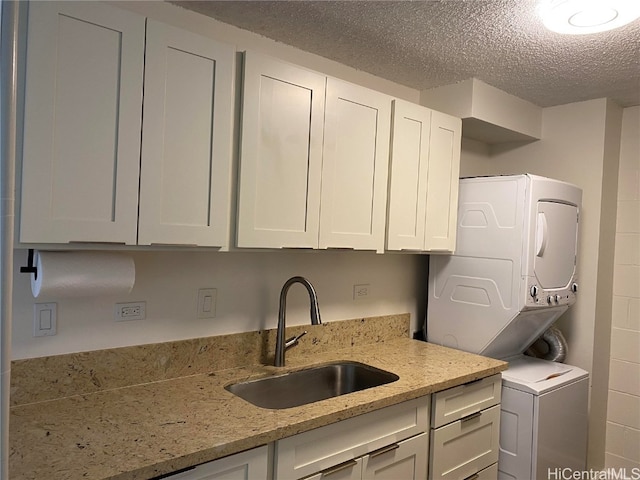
xmin=534 ymin=201 xmax=578 ymax=289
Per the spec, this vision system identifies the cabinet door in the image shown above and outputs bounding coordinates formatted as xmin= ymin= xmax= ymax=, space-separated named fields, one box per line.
xmin=362 ymin=432 xmax=429 ymax=480
xmin=423 ymin=111 xmax=461 ymax=252
xmin=165 ymin=445 xmax=269 ymax=479
xmin=386 ymin=100 xmax=432 ymax=251
xmin=236 ymin=52 xmax=325 ymax=248
xmin=20 ymin=2 xmax=144 ymax=244
xmin=138 ymin=21 xmax=234 ymax=247
xmin=320 ymin=78 xmax=391 ymax=252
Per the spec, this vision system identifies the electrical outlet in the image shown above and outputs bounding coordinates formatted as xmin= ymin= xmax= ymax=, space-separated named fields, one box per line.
xmin=353 ymin=284 xmax=370 ymax=300
xmin=115 ymin=301 xmax=146 ymax=321
xmin=197 ymin=288 xmax=217 ymax=319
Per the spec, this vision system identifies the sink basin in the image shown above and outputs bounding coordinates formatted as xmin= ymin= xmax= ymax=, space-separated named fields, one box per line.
xmin=225 ymin=361 xmax=399 ymax=409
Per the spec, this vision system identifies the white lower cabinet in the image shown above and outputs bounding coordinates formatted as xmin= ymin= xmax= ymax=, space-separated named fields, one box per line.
xmin=161 ymin=445 xmax=270 ymax=479
xmin=161 ymin=377 xmax=502 ymax=480
xmin=429 ymin=375 xmax=502 ymax=480
xmin=275 ymin=396 xmax=430 ymax=480
xmin=303 ymin=432 xmax=429 ymax=480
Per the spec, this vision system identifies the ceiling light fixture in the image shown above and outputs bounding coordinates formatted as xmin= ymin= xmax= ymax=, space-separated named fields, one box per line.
xmin=539 ymin=0 xmax=640 ymax=34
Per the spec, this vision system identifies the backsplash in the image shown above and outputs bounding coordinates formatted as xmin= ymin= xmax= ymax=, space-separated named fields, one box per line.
xmin=12 ymin=249 xmax=426 ymax=360
xmin=10 ymin=313 xmax=410 ymax=406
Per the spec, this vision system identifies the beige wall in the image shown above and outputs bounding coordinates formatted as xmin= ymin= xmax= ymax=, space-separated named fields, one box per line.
xmin=605 ymin=106 xmax=640 ymax=470
xmin=459 ymin=98 xmax=624 ymax=468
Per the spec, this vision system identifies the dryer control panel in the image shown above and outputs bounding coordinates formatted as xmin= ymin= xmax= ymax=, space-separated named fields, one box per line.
xmin=526 ymin=278 xmax=577 ymax=308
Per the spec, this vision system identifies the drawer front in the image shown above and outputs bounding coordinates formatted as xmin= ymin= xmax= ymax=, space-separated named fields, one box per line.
xmin=362 ymin=432 xmax=429 ymax=480
xmin=471 ymin=462 xmax=497 ymax=480
xmin=429 ymin=404 xmax=500 ymax=480
xmin=432 ymin=374 xmax=501 ymax=428
xmin=276 ymin=396 xmax=430 ymax=479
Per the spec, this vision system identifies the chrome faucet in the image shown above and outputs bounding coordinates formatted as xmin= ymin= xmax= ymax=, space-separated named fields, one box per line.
xmin=274 ymin=276 xmax=322 ymax=367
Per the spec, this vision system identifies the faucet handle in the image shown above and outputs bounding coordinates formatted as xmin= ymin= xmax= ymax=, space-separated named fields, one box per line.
xmin=285 ymin=331 xmax=308 ymax=349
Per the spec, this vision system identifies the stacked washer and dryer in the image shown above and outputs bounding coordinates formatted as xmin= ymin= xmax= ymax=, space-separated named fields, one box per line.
xmin=427 ymin=174 xmax=589 ymax=480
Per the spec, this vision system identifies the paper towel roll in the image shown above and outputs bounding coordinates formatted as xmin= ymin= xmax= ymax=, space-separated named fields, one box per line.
xmin=31 ymin=251 xmax=135 ymax=298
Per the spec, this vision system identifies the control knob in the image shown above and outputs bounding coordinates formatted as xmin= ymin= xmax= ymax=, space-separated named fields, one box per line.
xmin=571 ymin=283 xmax=578 ymax=293
xmin=530 ymin=285 xmax=539 ymax=298
xmin=547 ymin=296 xmax=553 ymax=304
xmin=555 ymin=294 xmax=561 ymax=303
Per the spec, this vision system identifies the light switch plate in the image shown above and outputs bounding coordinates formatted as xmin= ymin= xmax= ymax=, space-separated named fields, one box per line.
xmin=197 ymin=288 xmax=217 ymax=319
xmin=34 ymin=303 xmax=57 ymax=337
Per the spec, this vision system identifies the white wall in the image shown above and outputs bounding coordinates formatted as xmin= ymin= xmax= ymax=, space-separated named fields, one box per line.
xmin=459 ymin=98 xmax=624 ymax=469
xmin=605 ymin=106 xmax=640 ymax=470
xmin=12 ymin=249 xmax=428 ymax=359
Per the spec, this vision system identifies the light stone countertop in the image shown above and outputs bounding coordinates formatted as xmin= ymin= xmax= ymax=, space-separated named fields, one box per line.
xmin=10 ymin=337 xmax=506 ymax=480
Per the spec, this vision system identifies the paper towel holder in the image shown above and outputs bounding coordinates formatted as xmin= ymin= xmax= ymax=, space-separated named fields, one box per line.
xmin=20 ymin=249 xmax=37 ymax=280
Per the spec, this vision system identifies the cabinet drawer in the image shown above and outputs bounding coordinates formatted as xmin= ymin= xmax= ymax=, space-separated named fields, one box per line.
xmin=276 ymin=396 xmax=430 ymax=479
xmin=362 ymin=432 xmax=429 ymax=480
xmin=432 ymin=374 xmax=501 ymax=428
xmin=471 ymin=462 xmax=498 ymax=480
xmin=429 ymin=404 xmax=500 ymax=480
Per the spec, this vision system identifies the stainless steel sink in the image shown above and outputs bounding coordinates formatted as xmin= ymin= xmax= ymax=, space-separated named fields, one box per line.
xmin=225 ymin=361 xmax=399 ymax=409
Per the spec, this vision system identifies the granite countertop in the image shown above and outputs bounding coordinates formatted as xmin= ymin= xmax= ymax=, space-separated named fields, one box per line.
xmin=9 ymin=317 xmax=507 ymax=480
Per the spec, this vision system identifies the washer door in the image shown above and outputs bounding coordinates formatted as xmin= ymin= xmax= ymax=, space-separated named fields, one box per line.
xmin=534 ymin=201 xmax=578 ymax=289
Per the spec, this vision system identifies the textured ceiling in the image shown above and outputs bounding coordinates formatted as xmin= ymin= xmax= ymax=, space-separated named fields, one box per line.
xmin=171 ymin=0 xmax=640 ymax=108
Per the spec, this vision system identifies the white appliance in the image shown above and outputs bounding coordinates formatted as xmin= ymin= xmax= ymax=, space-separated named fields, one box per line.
xmin=500 ymin=356 xmax=589 ymax=480
xmin=426 ymin=174 xmax=588 ymax=479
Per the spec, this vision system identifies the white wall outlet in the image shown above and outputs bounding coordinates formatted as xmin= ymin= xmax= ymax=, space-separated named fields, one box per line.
xmin=114 ymin=301 xmax=146 ymax=321
xmin=353 ymin=284 xmax=370 ymax=300
xmin=34 ymin=303 xmax=57 ymax=337
xmin=197 ymin=288 xmax=217 ymax=319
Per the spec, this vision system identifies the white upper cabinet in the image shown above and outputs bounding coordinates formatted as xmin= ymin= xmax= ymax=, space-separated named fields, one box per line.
xmin=20 ymin=2 xmax=145 ymax=244
xmin=386 ymin=100 xmax=461 ymax=252
xmin=236 ymin=52 xmax=391 ymax=252
xmin=138 ymin=21 xmax=234 ymax=247
xmin=236 ymin=51 xmax=326 ymax=248
xmin=424 ymin=110 xmax=461 ymax=252
xmin=20 ymin=3 xmax=235 ymax=247
xmin=386 ymin=100 xmax=432 ymax=251
xmin=320 ymin=79 xmax=391 ymax=252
